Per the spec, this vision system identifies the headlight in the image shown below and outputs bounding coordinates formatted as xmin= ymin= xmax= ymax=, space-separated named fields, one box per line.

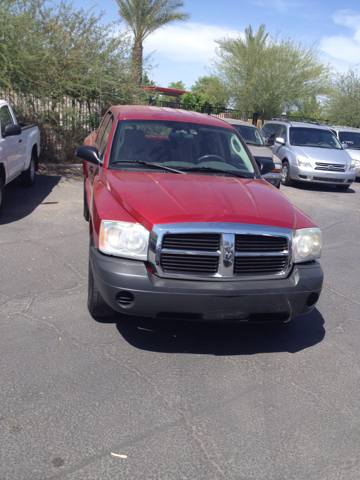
xmin=296 ymin=156 xmax=312 ymax=168
xmin=99 ymin=221 xmax=150 ymax=260
xmin=349 ymin=159 xmax=356 ymax=170
xmin=293 ymin=228 xmax=322 ymax=263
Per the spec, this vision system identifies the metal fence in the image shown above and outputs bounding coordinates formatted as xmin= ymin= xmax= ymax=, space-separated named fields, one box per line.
xmin=1 ymin=90 xmax=106 ymax=163
xmin=0 ymin=90 xmax=330 ymax=163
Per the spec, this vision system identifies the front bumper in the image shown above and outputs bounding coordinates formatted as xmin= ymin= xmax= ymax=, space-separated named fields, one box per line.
xmin=292 ymin=165 xmax=356 ymax=185
xmin=90 ymin=245 xmax=324 ymax=322
xmin=262 ymin=172 xmax=281 ymax=188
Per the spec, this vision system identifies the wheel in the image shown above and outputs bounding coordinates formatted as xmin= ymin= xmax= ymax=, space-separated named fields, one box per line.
xmin=281 ymin=160 xmax=293 ymax=186
xmin=21 ymin=152 xmax=36 ymax=187
xmin=0 ymin=177 xmax=4 ymax=214
xmin=88 ymin=261 xmax=116 ymax=318
xmin=83 ymin=178 xmax=89 ymax=222
xmin=336 ymin=184 xmax=350 ymax=191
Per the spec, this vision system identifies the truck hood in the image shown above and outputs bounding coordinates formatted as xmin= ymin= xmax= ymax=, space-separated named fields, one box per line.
xmin=104 ymin=171 xmax=299 ymax=230
xmin=247 ymin=145 xmax=273 ymax=159
xmin=346 ymin=148 xmax=360 ymax=161
xmin=294 ymin=146 xmax=351 ymax=165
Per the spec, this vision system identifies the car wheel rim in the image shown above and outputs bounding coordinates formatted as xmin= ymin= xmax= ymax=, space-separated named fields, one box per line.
xmin=281 ymin=165 xmax=288 ymax=182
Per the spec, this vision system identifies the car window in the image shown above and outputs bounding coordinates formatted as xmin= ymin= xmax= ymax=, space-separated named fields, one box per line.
xmin=233 ymin=125 xmax=264 ymax=146
xmin=95 ymin=112 xmax=112 ymax=149
xmin=338 ymin=131 xmax=360 ymax=148
xmin=277 ymin=126 xmax=287 ymax=142
xmin=99 ymin=115 xmax=114 ymax=159
xmin=109 ymin=119 xmax=256 ymax=177
xmin=289 ymin=127 xmax=342 ymax=149
xmin=260 ymin=123 xmax=280 ymax=145
xmin=0 ymin=106 xmax=14 ymax=136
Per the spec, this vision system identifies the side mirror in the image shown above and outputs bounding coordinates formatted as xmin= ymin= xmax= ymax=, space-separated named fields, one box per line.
xmin=255 ymin=157 xmax=275 ymax=176
xmin=342 ymin=143 xmax=349 ymax=149
xmin=4 ymin=124 xmax=22 ymax=137
xmin=275 ymin=137 xmax=286 ymax=146
xmin=75 ymin=145 xmax=100 ymax=165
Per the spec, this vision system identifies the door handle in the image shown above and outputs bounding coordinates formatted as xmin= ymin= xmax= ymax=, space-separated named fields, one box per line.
xmin=19 ymin=139 xmax=22 ymax=143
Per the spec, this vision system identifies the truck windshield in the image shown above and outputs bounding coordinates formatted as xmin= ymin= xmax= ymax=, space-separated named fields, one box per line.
xmin=109 ymin=120 xmax=256 ymax=177
xmin=339 ymin=131 xmax=360 ymax=149
xmin=232 ymin=125 xmax=264 ymax=146
xmin=290 ymin=127 xmax=342 ymax=149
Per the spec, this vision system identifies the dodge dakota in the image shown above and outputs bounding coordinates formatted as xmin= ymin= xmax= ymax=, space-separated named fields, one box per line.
xmin=76 ymin=106 xmax=323 ymax=322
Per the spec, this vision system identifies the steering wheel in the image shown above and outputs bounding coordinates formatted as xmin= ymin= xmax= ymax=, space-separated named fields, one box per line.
xmin=197 ymin=154 xmax=225 ymax=163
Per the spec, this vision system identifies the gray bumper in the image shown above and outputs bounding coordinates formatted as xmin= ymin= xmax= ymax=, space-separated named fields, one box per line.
xmin=90 ymin=245 xmax=324 ymax=322
xmin=292 ymin=165 xmax=356 ymax=184
xmin=262 ymin=172 xmax=281 ymax=188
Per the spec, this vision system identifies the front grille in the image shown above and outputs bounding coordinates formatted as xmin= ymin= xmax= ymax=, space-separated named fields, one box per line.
xmin=235 ymin=234 xmax=288 ymax=252
xmin=234 ymin=256 xmax=287 ymax=276
xmin=313 ymin=176 xmax=345 ymax=183
xmin=151 ymin=226 xmax=292 ymax=280
xmin=161 ymin=253 xmax=219 ymax=275
xmin=315 ymin=162 xmax=345 ymax=172
xmin=162 ymin=233 xmax=220 ymax=251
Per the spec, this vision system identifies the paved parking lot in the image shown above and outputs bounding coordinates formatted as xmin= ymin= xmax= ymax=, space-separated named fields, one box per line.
xmin=1 ymin=172 xmax=360 ymax=480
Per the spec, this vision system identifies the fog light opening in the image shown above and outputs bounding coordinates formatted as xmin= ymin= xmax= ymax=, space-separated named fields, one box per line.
xmin=116 ymin=291 xmax=135 ymax=307
xmin=306 ymin=292 xmax=319 ymax=307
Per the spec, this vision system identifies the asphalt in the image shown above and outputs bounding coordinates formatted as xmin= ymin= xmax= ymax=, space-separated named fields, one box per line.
xmin=0 ymin=172 xmax=359 ymax=480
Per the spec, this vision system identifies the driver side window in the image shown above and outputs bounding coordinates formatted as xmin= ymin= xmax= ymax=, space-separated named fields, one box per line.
xmin=0 ymin=106 xmax=14 ymax=136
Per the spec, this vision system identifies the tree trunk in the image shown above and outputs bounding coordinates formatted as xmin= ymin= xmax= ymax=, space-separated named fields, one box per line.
xmin=132 ymin=41 xmax=143 ymax=85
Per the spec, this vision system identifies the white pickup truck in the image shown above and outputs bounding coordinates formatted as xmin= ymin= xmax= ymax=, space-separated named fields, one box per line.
xmin=0 ymin=100 xmax=41 ymax=213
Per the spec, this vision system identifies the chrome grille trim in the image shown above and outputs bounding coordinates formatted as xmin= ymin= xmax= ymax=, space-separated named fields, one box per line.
xmin=149 ymin=223 xmax=293 ymax=281
xmin=315 ymin=162 xmax=345 ymax=172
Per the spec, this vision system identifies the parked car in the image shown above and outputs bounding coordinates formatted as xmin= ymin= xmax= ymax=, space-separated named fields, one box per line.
xmin=0 ymin=100 xmax=40 ymax=213
xmin=220 ymin=118 xmax=282 ymax=188
xmin=260 ymin=119 xmax=356 ymax=190
xmin=76 ymin=106 xmax=323 ymax=323
xmin=326 ymin=125 xmax=360 ymax=179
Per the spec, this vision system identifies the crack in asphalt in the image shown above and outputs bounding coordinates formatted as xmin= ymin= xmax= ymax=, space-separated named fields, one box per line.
xmin=324 ymin=284 xmax=360 ymax=307
xmin=102 ymin=351 xmax=226 ymax=478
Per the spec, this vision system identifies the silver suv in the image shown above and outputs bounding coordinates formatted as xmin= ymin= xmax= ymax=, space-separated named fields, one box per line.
xmin=260 ymin=119 xmax=357 ymax=190
xmin=326 ymin=125 xmax=360 ymax=179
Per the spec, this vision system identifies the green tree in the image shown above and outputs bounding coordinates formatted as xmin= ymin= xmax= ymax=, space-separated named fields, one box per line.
xmin=324 ymin=69 xmax=360 ymax=127
xmin=115 ymin=0 xmax=190 ymax=83
xmin=191 ymin=75 xmax=229 ymax=107
xmin=212 ymin=24 xmax=331 ymax=118
xmin=0 ymin=0 xmax=137 ymax=103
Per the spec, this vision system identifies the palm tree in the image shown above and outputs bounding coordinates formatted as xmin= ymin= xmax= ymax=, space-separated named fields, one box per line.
xmin=116 ymin=0 xmax=190 ymax=83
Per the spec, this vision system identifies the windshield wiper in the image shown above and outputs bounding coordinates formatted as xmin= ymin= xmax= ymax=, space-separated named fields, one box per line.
xmin=111 ymin=160 xmax=187 ymax=175
xmin=180 ymin=167 xmax=249 ymax=178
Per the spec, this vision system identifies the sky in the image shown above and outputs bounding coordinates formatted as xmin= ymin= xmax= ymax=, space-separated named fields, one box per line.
xmin=72 ymin=0 xmax=360 ymax=90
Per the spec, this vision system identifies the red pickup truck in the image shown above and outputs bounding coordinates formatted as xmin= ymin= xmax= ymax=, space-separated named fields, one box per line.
xmin=77 ymin=106 xmax=323 ymax=322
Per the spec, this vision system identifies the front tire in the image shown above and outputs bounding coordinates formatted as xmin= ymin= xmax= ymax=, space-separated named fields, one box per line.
xmin=83 ymin=178 xmax=89 ymax=222
xmin=88 ymin=261 xmax=116 ymax=318
xmin=0 ymin=177 xmax=4 ymax=214
xmin=281 ymin=160 xmax=293 ymax=186
xmin=21 ymin=152 xmax=36 ymax=187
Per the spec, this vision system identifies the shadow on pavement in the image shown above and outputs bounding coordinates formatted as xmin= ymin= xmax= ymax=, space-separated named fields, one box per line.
xmin=0 ymin=173 xmax=61 ymax=225
xmin=287 ymin=181 xmax=356 ymax=193
xmin=108 ymin=308 xmax=325 ymax=356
